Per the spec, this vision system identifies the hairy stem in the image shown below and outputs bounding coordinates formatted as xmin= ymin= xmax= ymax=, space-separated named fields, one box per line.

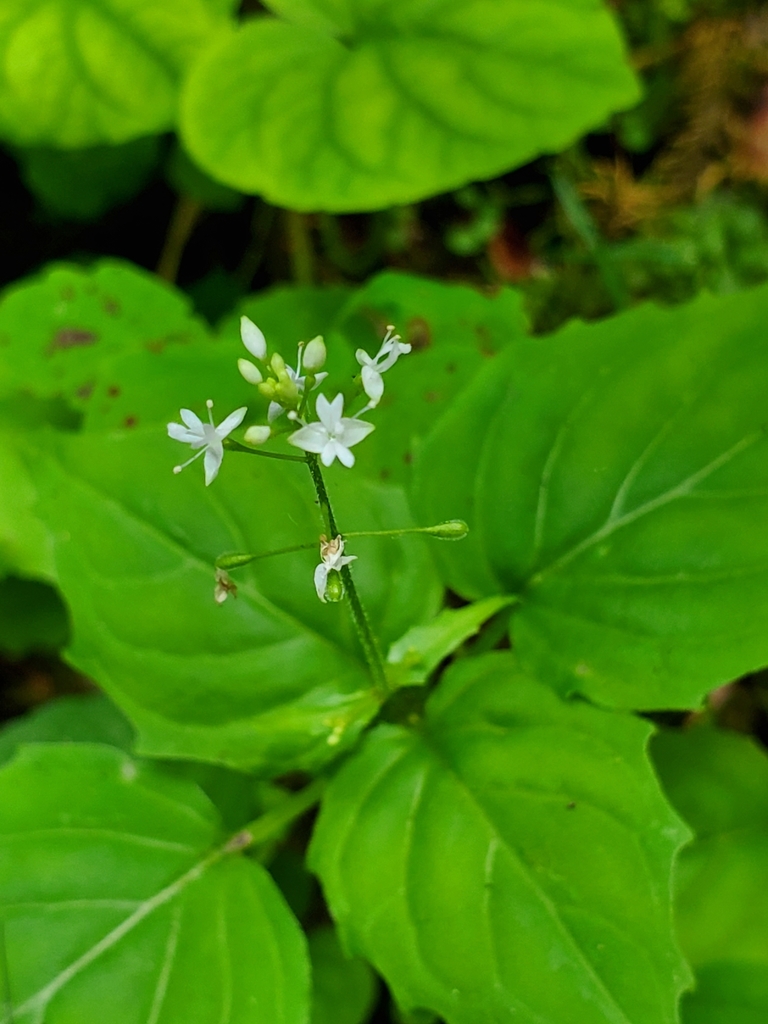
xmin=305 ymin=454 xmax=388 ymax=694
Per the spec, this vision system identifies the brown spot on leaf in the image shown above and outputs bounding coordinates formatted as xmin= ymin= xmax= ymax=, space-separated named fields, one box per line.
xmin=124 ymin=416 xmax=138 ymax=428
xmin=107 ymin=385 xmax=120 ymax=398
xmin=446 ymin=362 xmax=457 ymax=374
xmin=379 ymin=467 xmax=391 ymax=481
xmin=403 ymin=451 xmax=413 ymax=465
xmin=76 ymin=382 xmax=94 ymax=400
xmin=50 ymin=328 xmax=98 ymax=352
xmin=424 ymin=390 xmax=441 ymax=403
xmin=103 ymin=297 xmax=120 ymax=315
xmin=566 ymin=802 xmax=577 ymax=810
xmin=60 ymin=286 xmax=75 ymax=301
xmin=406 ymin=316 xmax=431 ymax=351
xmin=475 ymin=325 xmax=494 ymax=357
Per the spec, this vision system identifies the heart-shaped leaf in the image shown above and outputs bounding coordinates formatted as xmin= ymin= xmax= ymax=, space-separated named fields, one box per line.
xmin=180 ymin=0 xmax=639 ymax=211
xmin=414 ymin=287 xmax=768 ymax=709
xmin=0 ymin=742 xmax=309 ymax=1023
xmin=310 ymin=652 xmax=690 ymax=1024
xmin=27 ymin=426 xmax=441 ymax=773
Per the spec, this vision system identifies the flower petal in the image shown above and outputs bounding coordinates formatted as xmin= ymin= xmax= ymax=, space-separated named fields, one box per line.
xmin=240 ymin=316 xmax=267 ymax=360
xmin=361 ymin=364 xmax=384 ymax=405
xmin=315 ymin=392 xmax=342 ymax=433
xmin=180 ymin=408 xmax=204 ymax=433
xmin=320 ymin=440 xmax=339 ymax=467
xmin=268 ymin=401 xmax=284 ymax=422
xmin=333 ymin=441 xmax=355 ymax=468
xmin=215 ymin=406 xmax=247 ymax=438
xmin=355 ymin=348 xmax=375 ymax=368
xmin=204 ymin=443 xmax=223 ymax=486
xmin=314 ymin=563 xmax=329 ymax=602
xmin=167 ymin=422 xmax=200 ymax=443
xmin=288 ymin=423 xmax=328 ymax=454
xmin=338 ymin=417 xmax=375 ymax=447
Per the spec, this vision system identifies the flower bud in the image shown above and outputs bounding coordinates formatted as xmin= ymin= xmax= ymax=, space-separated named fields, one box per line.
xmin=270 ymin=352 xmax=286 ymax=375
xmin=425 ymin=519 xmax=469 ymax=540
xmin=238 ymin=358 xmax=263 ymax=385
xmin=258 ymin=379 xmax=277 ymax=399
xmin=240 ymin=316 xmax=267 ymax=360
xmin=302 ymin=335 xmax=327 ymax=372
xmin=325 ymin=570 xmax=345 ymax=602
xmin=244 ymin=425 xmax=271 ymax=446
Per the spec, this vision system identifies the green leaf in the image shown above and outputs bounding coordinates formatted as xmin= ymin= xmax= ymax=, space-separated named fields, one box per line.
xmin=0 ymin=743 xmax=309 ymax=1023
xmin=18 ymin=137 xmax=161 ymax=220
xmin=0 ymin=260 xmax=211 ymax=414
xmin=0 ymin=0 xmax=233 ymax=147
xmin=27 ymin=427 xmax=441 ymax=773
xmin=0 ymin=693 xmax=134 ymax=767
xmin=386 ymin=595 xmax=514 ymax=688
xmin=330 ymin=271 xmax=527 ymax=484
xmin=414 ymin=287 xmax=768 ymax=709
xmin=179 ymin=1 xmax=639 ymax=211
xmin=309 ymin=924 xmax=378 ymax=1024
xmin=0 ymin=576 xmax=69 ymax=656
xmin=652 ymin=725 xmax=768 ymax=1024
xmin=310 ymin=652 xmax=690 ymax=1024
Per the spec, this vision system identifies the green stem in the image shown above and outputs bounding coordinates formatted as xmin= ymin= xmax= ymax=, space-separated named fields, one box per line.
xmin=285 ymin=210 xmax=315 ymax=286
xmin=304 ymin=454 xmax=388 ymax=695
xmin=223 ymin=437 xmax=305 ymax=462
xmin=226 ymin=777 xmax=327 ymax=853
xmin=216 ymin=542 xmax=317 ymax=570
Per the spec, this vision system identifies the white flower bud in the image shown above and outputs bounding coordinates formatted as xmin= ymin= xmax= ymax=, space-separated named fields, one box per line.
xmin=238 ymin=358 xmax=263 ymax=385
xmin=240 ymin=316 xmax=267 ymax=360
xmin=244 ymin=425 xmax=271 ymax=446
xmin=302 ymin=335 xmax=327 ymax=372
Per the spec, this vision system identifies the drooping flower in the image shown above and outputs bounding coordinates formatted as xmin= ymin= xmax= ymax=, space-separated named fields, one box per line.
xmin=355 ymin=325 xmax=411 ymax=407
xmin=167 ymin=400 xmax=247 ymax=486
xmin=288 ymin=393 xmax=374 ymax=467
xmin=314 ymin=535 xmax=356 ymax=603
xmin=214 ymin=567 xmax=238 ymax=604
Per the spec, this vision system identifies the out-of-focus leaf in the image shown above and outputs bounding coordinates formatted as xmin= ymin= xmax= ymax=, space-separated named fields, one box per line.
xmin=0 ymin=576 xmax=69 ymax=656
xmin=309 ymin=924 xmax=377 ymax=1024
xmin=180 ymin=0 xmax=639 ymax=211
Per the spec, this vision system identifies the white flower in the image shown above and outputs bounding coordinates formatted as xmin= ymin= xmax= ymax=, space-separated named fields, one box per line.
xmin=314 ymin=535 xmax=356 ymax=603
xmin=355 ymin=325 xmax=411 ymax=407
xmin=167 ymin=399 xmax=247 ymax=486
xmin=240 ymin=316 xmax=266 ymax=360
xmin=288 ymin=393 xmax=374 ymax=467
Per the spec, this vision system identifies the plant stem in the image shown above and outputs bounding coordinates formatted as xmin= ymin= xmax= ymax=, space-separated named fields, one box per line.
xmin=304 ymin=454 xmax=388 ymax=695
xmin=223 ymin=437 xmax=306 ymax=462
xmin=216 ymin=542 xmax=317 ymax=569
xmin=156 ymin=194 xmax=203 ymax=283
xmin=285 ymin=210 xmax=314 ymax=285
xmin=226 ymin=776 xmax=327 ymax=854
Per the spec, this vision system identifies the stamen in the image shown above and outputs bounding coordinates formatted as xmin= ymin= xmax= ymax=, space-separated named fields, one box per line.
xmin=172 ymin=448 xmax=206 ymax=474
xmin=206 ymin=399 xmax=215 ymax=427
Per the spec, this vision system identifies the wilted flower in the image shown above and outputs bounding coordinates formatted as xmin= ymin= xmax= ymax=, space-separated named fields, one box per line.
xmin=314 ymin=535 xmax=356 ymax=602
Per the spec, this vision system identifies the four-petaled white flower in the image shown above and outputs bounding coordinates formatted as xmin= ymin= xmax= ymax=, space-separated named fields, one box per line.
xmin=168 ymin=400 xmax=247 ymax=486
xmin=288 ymin=393 xmax=374 ymax=467
xmin=355 ymin=325 xmax=412 ymax=407
xmin=314 ymin=535 xmax=356 ymax=603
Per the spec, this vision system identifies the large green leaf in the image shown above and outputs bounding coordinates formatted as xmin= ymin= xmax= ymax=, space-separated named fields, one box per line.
xmin=329 ymin=272 xmax=526 ymax=484
xmin=310 ymin=652 xmax=690 ymax=1024
xmin=652 ymin=725 xmax=768 ymax=1024
xmin=179 ymin=0 xmax=639 ymax=211
xmin=0 ymin=743 xmax=309 ymax=1023
xmin=0 ymin=260 xmax=211 ymax=412
xmin=0 ymin=0 xmax=233 ymax=147
xmin=27 ymin=426 xmax=441 ymax=773
xmin=414 ymin=287 xmax=768 ymax=709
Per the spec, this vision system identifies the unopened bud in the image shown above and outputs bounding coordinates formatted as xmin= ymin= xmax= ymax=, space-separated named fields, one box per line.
xmin=302 ymin=335 xmax=326 ymax=372
xmin=325 ymin=571 xmax=345 ymax=603
xmin=238 ymin=358 xmax=263 ymax=385
xmin=258 ymin=379 xmax=277 ymax=399
xmin=425 ymin=519 xmax=469 ymax=540
xmin=216 ymin=552 xmax=256 ymax=570
xmin=270 ymin=352 xmax=286 ymax=375
xmin=240 ymin=316 xmax=267 ymax=360
xmin=244 ymin=425 xmax=271 ymax=446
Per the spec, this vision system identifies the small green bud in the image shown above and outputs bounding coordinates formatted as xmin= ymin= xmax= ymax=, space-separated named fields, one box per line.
xmin=425 ymin=519 xmax=469 ymax=540
xmin=325 ymin=570 xmax=345 ymax=602
xmin=244 ymin=425 xmax=271 ymax=446
xmin=270 ymin=352 xmax=286 ymax=375
xmin=238 ymin=358 xmax=263 ymax=385
xmin=258 ymin=379 xmax=277 ymax=399
xmin=302 ymin=335 xmax=327 ymax=372
xmin=216 ymin=553 xmax=255 ymax=570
